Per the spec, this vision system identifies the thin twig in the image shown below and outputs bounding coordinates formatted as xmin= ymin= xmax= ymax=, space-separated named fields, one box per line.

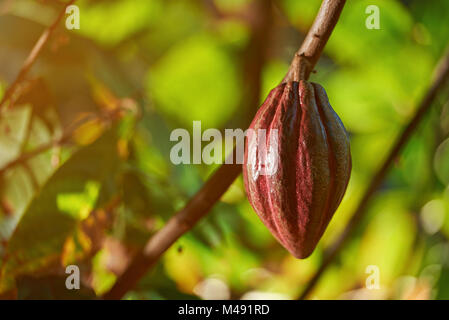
xmin=0 ymin=0 xmax=76 ymax=110
xmin=103 ymin=0 xmax=346 ymax=300
xmin=298 ymin=47 xmax=449 ymax=300
xmin=0 ymin=108 xmax=123 ymax=176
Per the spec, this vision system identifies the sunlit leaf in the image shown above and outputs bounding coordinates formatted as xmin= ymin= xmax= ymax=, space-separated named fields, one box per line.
xmin=0 ymin=128 xmax=121 ymax=293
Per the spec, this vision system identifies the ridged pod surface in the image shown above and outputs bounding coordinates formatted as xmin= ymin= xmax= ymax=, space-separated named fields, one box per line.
xmin=243 ymin=80 xmax=351 ymax=258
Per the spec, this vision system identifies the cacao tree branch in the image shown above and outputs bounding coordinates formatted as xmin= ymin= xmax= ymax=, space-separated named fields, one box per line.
xmin=284 ymin=0 xmax=346 ymax=82
xmin=298 ymin=46 xmax=449 ymax=300
xmin=103 ymin=0 xmax=347 ymax=300
xmin=0 ymin=0 xmax=76 ymax=110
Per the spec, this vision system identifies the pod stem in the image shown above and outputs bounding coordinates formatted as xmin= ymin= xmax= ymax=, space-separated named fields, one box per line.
xmin=283 ymin=0 xmax=346 ymax=83
xmin=287 ymin=53 xmax=312 ymax=82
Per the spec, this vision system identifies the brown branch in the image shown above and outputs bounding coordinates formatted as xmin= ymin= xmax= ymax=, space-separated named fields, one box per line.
xmin=103 ymin=0 xmax=347 ymax=300
xmin=283 ymin=0 xmax=346 ymax=82
xmin=0 ymin=0 xmax=76 ymax=110
xmin=103 ymin=159 xmax=242 ymax=300
xmin=298 ymin=46 xmax=449 ymax=300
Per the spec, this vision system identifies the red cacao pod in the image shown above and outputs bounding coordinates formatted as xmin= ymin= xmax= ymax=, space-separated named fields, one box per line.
xmin=243 ymin=80 xmax=351 ymax=258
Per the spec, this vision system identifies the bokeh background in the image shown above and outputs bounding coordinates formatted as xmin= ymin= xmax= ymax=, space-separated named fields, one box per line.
xmin=1 ymin=0 xmax=449 ymax=300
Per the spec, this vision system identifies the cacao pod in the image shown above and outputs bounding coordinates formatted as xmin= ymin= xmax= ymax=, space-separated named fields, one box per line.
xmin=243 ymin=80 xmax=351 ymax=259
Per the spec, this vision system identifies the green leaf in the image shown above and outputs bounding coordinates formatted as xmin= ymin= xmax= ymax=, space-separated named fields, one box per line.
xmin=434 ymin=138 xmax=449 ymax=185
xmin=148 ymin=34 xmax=241 ymax=129
xmin=0 ymin=105 xmax=32 ymax=167
xmin=77 ymin=0 xmax=162 ymax=47
xmin=56 ymin=180 xmax=100 ymax=220
xmin=0 ymin=127 xmax=120 ymax=293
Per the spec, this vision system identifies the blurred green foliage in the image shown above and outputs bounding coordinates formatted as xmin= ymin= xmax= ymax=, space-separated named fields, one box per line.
xmin=0 ymin=0 xmax=449 ymax=300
